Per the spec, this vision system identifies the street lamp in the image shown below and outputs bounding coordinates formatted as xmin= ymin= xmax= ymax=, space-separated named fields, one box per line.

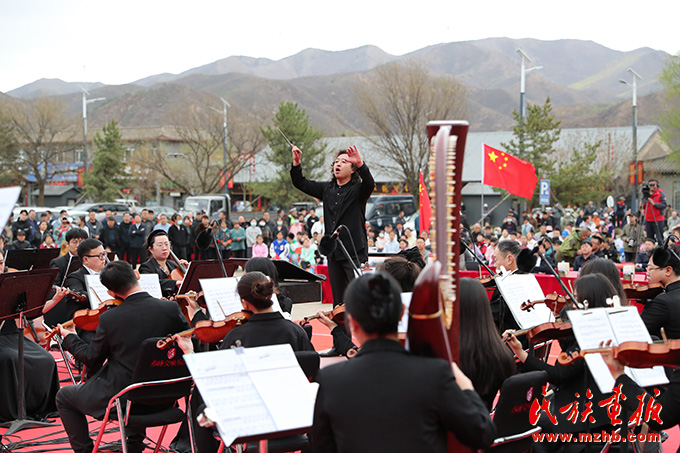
xmin=81 ymin=87 xmax=105 ymax=173
xmin=516 ymin=48 xmax=543 ymax=120
xmin=619 ymin=68 xmax=642 ymax=209
xmin=211 ymin=97 xmax=231 ymax=194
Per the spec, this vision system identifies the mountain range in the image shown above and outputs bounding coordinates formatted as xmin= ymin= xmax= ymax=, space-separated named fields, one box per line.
xmin=2 ymin=37 xmax=671 ymax=134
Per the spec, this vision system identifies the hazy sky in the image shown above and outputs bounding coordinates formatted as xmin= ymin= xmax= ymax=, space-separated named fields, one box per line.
xmin=2 ymin=0 xmax=678 ymax=93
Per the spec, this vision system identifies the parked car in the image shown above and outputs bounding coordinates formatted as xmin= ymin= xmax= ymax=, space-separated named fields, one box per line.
xmin=365 ymin=195 xmax=417 ymax=231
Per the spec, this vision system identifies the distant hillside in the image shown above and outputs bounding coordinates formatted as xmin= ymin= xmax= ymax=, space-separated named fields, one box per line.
xmin=7 ymin=78 xmax=104 ymax=99
xmin=4 ymin=38 xmax=672 ymax=135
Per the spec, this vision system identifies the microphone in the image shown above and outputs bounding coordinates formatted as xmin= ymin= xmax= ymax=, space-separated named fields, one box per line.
xmin=530 ymin=245 xmax=540 ymax=255
xmin=318 ymin=226 xmax=343 ymax=256
xmin=195 ymin=226 xmax=214 ymax=250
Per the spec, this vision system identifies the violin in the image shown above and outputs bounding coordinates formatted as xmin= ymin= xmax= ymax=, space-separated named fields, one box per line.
xmin=558 ymin=339 xmax=680 ymax=368
xmin=52 ymin=285 xmax=88 ymax=303
xmin=156 ymin=310 xmax=252 ymax=349
xmin=44 ymin=298 xmax=123 ymax=342
xmin=623 ymin=282 xmax=663 ymax=300
xmin=507 ymin=321 xmax=573 ymax=345
xmin=171 ymin=291 xmax=204 ymax=323
xmin=298 ymin=304 xmax=346 ymax=326
xmin=476 ymin=276 xmax=496 ymax=288
xmin=520 ymin=294 xmax=569 ymax=316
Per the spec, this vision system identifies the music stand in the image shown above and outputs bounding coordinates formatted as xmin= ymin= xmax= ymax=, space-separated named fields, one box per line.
xmin=64 ymin=255 xmax=83 ymax=278
xmin=5 ymin=248 xmax=61 ymax=270
xmin=178 ymin=260 xmax=238 ymax=294
xmin=0 ymin=269 xmax=58 ymax=435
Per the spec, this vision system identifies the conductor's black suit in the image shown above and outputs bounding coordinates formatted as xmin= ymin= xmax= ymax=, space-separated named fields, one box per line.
xmin=56 ymin=291 xmax=190 ymax=453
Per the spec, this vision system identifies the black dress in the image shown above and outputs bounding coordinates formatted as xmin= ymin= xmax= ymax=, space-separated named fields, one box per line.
xmin=0 ymin=321 xmax=60 ymax=422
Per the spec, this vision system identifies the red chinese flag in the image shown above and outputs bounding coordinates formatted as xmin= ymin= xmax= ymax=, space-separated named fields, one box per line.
xmin=483 ymin=144 xmax=538 ymax=199
xmin=418 ymin=171 xmax=432 ymax=233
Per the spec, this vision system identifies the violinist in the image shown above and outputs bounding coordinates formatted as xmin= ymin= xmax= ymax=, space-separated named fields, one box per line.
xmin=55 ymin=260 xmax=190 ymax=453
xmin=579 ymin=258 xmax=627 ymax=305
xmin=489 ymin=240 xmax=525 ymax=335
xmin=139 ymin=229 xmax=187 ymax=298
xmin=48 ymin=228 xmax=89 ymax=285
xmin=171 ymin=271 xmax=313 ymax=453
xmin=44 ymin=238 xmax=106 ymax=342
xmin=312 ymin=273 xmax=496 ymax=452
xmin=640 ymin=246 xmax=680 ymax=340
xmin=601 ymin=346 xmax=680 ymax=436
xmin=504 ymin=274 xmax=620 ymax=445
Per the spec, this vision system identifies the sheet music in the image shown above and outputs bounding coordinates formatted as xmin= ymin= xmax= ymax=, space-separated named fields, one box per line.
xmin=199 ymin=277 xmax=284 ymax=321
xmin=568 ymin=307 xmax=668 ymax=393
xmin=397 ymin=292 xmax=412 ymax=334
xmin=85 ymin=274 xmax=111 ymax=309
xmin=495 ymin=273 xmax=551 ymax=329
xmin=184 ymin=344 xmax=315 ymax=446
xmin=137 ymin=274 xmax=163 ymax=299
xmin=199 ymin=277 xmax=242 ymax=321
xmin=0 ymin=187 xmax=21 ymax=229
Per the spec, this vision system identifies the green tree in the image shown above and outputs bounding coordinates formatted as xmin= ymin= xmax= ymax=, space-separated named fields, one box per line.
xmin=0 ymin=110 xmax=22 ymax=187
xmin=550 ymin=142 xmax=613 ymax=206
xmin=658 ymin=52 xmax=680 ymax=157
xmin=83 ymin=120 xmax=127 ymax=201
xmin=258 ymin=101 xmax=327 ymax=207
xmin=353 ymin=60 xmax=467 ymax=204
xmin=501 ymin=98 xmax=561 ymax=203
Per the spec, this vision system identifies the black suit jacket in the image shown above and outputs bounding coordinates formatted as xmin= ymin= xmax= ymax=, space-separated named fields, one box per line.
xmin=641 ymin=280 xmax=680 ymax=340
xmin=312 ymin=339 xmax=496 ymax=452
xmin=291 ymin=163 xmax=374 ymax=264
xmin=44 ymin=266 xmax=91 ymax=327
xmin=139 ymin=257 xmax=179 ymax=298
xmin=62 ymin=292 xmax=190 ymax=418
xmin=50 ymin=253 xmax=80 ymax=287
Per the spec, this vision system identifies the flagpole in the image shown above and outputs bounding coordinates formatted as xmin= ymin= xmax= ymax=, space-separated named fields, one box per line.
xmin=480 ymin=143 xmax=485 ymax=224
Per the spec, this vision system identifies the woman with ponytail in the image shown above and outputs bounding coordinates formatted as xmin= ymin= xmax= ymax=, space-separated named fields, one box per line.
xmin=220 ymin=271 xmax=314 ymax=351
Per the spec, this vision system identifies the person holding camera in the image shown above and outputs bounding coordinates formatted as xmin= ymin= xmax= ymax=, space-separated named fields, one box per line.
xmin=641 ymin=178 xmax=667 ymax=245
xmin=621 ymin=213 xmax=641 ymax=262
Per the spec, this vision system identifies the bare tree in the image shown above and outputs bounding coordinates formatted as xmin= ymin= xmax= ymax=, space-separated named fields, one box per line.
xmin=135 ymin=102 xmax=266 ymax=196
xmin=0 ymin=98 xmax=78 ymax=205
xmin=353 ymin=60 xmax=468 ymax=201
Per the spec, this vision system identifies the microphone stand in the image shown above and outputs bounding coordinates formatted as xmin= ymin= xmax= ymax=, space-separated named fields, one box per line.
xmin=665 ymin=234 xmax=680 ymax=263
xmin=533 ymin=248 xmax=583 ymax=310
xmin=461 ymin=241 xmax=495 ymax=276
xmin=336 ymin=237 xmax=362 ymax=279
xmin=210 ymin=229 xmax=228 ymax=279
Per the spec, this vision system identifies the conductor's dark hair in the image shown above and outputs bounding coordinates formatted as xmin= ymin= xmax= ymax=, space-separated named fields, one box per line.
xmin=496 ymin=239 xmax=521 ymax=258
xmin=100 ymin=261 xmax=138 ymax=295
xmin=237 ymin=271 xmax=275 ymax=310
xmin=245 ymin=257 xmax=279 ymax=284
xmin=375 ymin=256 xmax=421 ymax=292
xmin=651 ymin=246 xmax=680 ymax=275
xmin=146 ymin=229 xmax=169 ymax=251
xmin=574 ymin=274 xmax=617 ymax=309
xmin=77 ymin=238 xmax=103 ymax=258
xmin=459 ymin=278 xmax=516 ymax=407
xmin=579 ymin=259 xmax=628 ymax=305
xmin=330 ymin=149 xmax=360 ymax=182
xmin=345 ymin=273 xmax=403 ymax=335
xmin=66 ymin=227 xmax=89 ymax=243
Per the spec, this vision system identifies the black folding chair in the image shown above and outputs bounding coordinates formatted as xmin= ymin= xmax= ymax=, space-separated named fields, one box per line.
xmin=486 ymin=371 xmax=548 ymax=453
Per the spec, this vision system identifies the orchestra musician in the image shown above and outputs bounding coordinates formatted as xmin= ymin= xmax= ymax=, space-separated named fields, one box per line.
xmin=640 ymin=246 xmax=680 ymax=339
xmin=459 ymin=278 xmax=516 ymax=410
xmin=489 ymin=240 xmax=524 ymax=335
xmin=43 ymin=238 xmax=107 ymax=343
xmin=48 ymin=228 xmax=89 ymax=286
xmin=0 ymin=253 xmax=64 ymax=422
xmin=290 ymin=144 xmax=374 ymax=357
xmin=504 ymin=274 xmax=620 ymax=447
xmin=139 ymin=229 xmax=187 ymax=298
xmin=312 ymin=273 xmax=496 ymax=452
xmin=55 ymin=261 xmax=190 ymax=453
xmin=172 ymin=271 xmax=314 ymax=453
